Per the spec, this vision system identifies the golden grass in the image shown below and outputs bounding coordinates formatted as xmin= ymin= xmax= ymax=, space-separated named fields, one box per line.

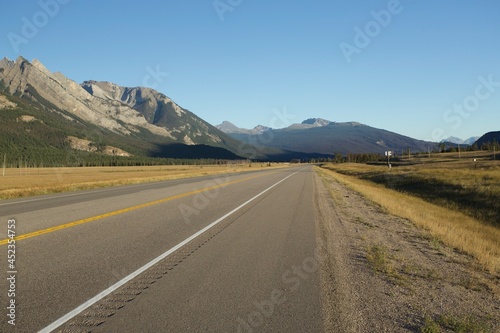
xmin=316 ymin=166 xmax=500 ymax=274
xmin=327 ymin=160 xmax=500 ymax=225
xmin=330 ymin=161 xmax=500 ymax=199
xmin=0 ymin=163 xmax=290 ymax=199
xmin=405 ymin=150 xmax=494 ymax=161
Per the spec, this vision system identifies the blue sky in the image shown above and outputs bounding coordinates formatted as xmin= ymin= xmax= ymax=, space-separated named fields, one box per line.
xmin=1 ymin=0 xmax=499 ymax=141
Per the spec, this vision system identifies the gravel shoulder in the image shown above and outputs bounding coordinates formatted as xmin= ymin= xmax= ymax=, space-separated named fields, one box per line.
xmin=314 ymin=169 xmax=499 ymax=332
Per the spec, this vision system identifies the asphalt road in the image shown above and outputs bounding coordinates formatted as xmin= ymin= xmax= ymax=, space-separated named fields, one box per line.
xmin=0 ymin=165 xmax=323 ymax=332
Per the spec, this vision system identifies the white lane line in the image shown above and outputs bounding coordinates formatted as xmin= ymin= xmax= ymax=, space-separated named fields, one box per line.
xmin=38 ymin=168 xmax=303 ymax=333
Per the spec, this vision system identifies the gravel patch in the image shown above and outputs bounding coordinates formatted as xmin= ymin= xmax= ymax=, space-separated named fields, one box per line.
xmin=314 ymin=170 xmax=499 ymax=332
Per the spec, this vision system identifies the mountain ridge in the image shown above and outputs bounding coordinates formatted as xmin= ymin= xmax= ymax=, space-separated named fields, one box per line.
xmin=80 ymin=80 xmax=231 ymax=147
xmin=0 ymin=56 xmax=333 ymax=162
xmin=475 ymin=131 xmax=500 ymax=147
xmin=218 ymin=119 xmax=438 ymax=155
xmin=0 ymin=56 xmax=249 ymax=160
xmin=441 ymin=136 xmax=480 ymax=145
xmin=215 ymin=121 xmax=270 ymax=135
xmin=0 ymin=56 xmax=170 ymax=137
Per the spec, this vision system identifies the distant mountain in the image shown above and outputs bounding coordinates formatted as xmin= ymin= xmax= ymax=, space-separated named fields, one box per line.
xmin=301 ymin=118 xmax=332 ymax=126
xmin=463 ymin=136 xmax=480 ymax=145
xmin=475 ymin=131 xmax=500 ymax=147
xmin=442 ymin=136 xmax=464 ymax=144
xmin=441 ymin=136 xmax=480 ymax=145
xmin=287 ymin=118 xmax=334 ymax=130
xmin=219 ymin=120 xmax=437 ymax=155
xmin=216 ymin=121 xmax=271 ymax=135
xmin=216 ymin=121 xmax=243 ymax=134
xmin=0 ymin=56 xmax=245 ymax=161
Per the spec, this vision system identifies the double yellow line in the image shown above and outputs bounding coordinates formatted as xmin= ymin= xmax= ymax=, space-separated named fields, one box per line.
xmin=0 ymin=171 xmax=273 ymax=246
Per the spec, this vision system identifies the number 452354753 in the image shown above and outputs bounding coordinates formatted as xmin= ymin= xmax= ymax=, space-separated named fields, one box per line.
xmin=7 ymin=219 xmax=16 ymax=270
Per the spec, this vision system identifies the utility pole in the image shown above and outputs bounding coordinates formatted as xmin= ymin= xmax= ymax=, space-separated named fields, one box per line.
xmin=458 ymin=143 xmax=461 ymax=159
xmin=2 ymin=153 xmax=5 ymax=177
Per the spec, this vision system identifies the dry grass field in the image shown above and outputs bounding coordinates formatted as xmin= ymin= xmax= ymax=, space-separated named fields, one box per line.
xmin=318 ymin=155 xmax=500 ymax=274
xmin=0 ymin=163 xmax=289 ymax=199
xmin=331 ymin=153 xmax=500 ymax=226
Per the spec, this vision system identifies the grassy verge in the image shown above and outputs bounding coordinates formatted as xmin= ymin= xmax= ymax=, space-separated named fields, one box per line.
xmin=421 ymin=315 xmax=491 ymax=333
xmin=316 ymin=165 xmax=500 ymax=274
xmin=366 ymin=244 xmax=396 ymax=276
xmin=0 ymin=163 xmax=290 ymax=199
xmin=325 ymin=160 xmax=500 ymax=226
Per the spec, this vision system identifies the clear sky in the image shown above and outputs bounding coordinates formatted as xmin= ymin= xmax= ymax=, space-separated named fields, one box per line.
xmin=1 ymin=0 xmax=499 ymax=141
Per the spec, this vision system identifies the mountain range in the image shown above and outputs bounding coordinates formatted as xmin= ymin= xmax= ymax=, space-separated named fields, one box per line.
xmin=1 ymin=56 xmax=495 ymax=164
xmin=0 ymin=57 xmax=242 ymax=152
xmin=0 ymin=57 xmax=332 ymax=162
xmin=441 ymin=136 xmax=480 ymax=145
xmin=217 ymin=119 xmax=438 ymax=155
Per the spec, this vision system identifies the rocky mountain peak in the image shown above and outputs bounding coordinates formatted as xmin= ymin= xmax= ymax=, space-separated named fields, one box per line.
xmin=216 ymin=122 xmax=270 ymax=135
xmin=0 ymin=57 xmax=13 ymax=69
xmin=253 ymin=125 xmax=271 ymax=133
xmin=81 ymin=80 xmax=188 ymax=124
xmin=216 ymin=121 xmax=241 ymax=133
xmin=301 ymin=118 xmax=333 ymax=127
xmin=0 ymin=58 xmax=156 ymax=135
xmin=0 ymin=56 xmax=245 ymax=157
xmin=31 ymin=58 xmax=52 ymax=75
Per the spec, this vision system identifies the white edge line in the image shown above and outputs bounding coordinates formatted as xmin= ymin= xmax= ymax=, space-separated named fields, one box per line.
xmin=38 ymin=168 xmax=303 ymax=333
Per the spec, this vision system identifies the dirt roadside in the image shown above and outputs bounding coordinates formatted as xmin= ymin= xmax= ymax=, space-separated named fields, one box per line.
xmin=314 ymin=169 xmax=499 ymax=332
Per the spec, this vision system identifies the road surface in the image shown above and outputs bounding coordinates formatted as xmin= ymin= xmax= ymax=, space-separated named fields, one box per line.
xmin=0 ymin=166 xmax=324 ymax=332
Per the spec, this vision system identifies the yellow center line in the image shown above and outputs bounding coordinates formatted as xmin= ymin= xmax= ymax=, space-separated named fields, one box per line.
xmin=0 ymin=171 xmax=277 ymax=246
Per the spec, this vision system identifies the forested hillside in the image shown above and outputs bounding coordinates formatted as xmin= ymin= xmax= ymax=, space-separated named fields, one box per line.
xmin=0 ymin=92 xmax=243 ymax=167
